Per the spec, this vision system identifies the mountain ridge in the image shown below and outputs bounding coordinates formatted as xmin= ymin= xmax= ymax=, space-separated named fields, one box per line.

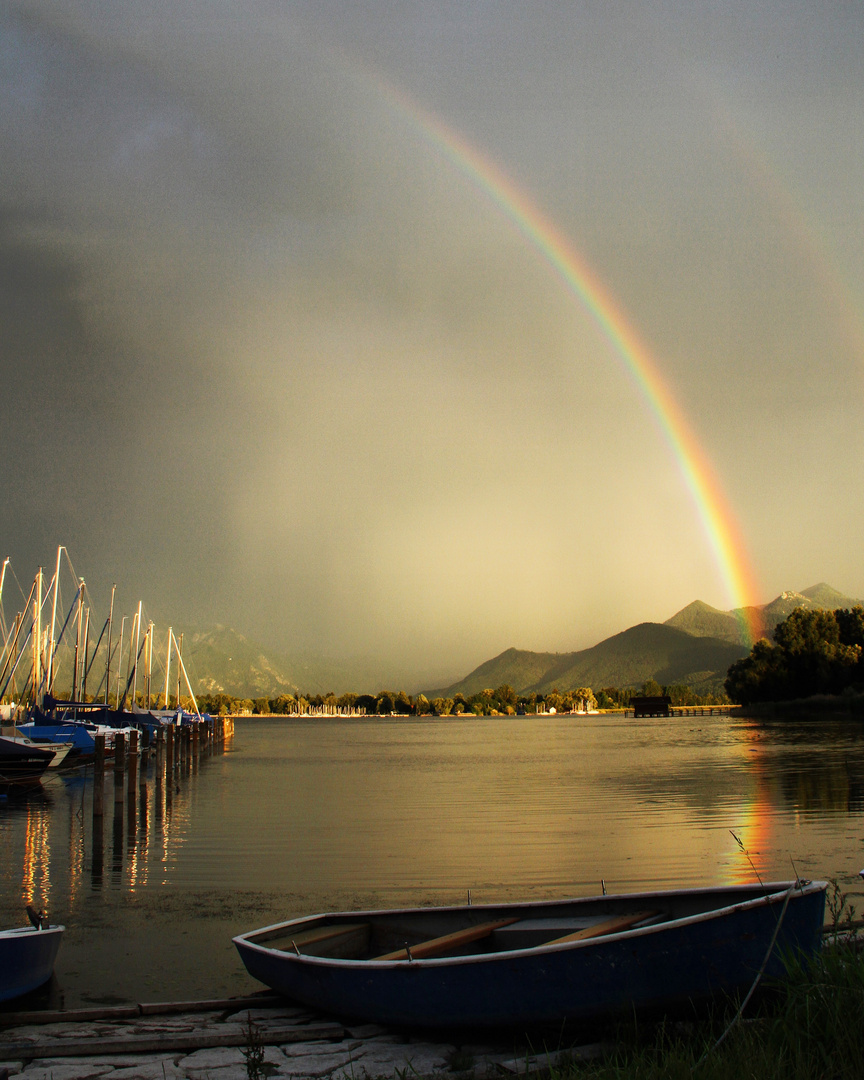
xmin=165 ymin=584 xmax=863 ymax=699
xmin=425 ymin=584 xmax=863 ymax=699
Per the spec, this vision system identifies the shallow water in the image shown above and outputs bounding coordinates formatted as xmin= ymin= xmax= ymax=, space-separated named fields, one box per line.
xmin=1 ymin=713 xmax=863 ymax=1008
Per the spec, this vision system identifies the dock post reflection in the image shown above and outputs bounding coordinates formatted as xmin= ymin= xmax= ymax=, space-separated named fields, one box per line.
xmin=127 ymin=730 xmax=138 ymax=843
xmin=91 ymin=733 xmax=106 ymax=887
xmin=92 ymin=734 xmax=105 ymax=818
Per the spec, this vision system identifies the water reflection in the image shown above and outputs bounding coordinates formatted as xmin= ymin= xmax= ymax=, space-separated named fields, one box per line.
xmin=1 ymin=715 xmax=863 ymax=1008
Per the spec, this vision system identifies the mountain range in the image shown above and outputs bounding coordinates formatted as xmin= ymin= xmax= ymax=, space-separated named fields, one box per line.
xmin=177 ymin=584 xmax=862 ymax=699
xmin=428 ymin=584 xmax=863 ymax=699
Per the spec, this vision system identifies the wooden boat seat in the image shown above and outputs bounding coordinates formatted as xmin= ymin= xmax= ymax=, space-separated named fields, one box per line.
xmin=374 ymin=917 xmax=520 ymax=961
xmin=544 ymin=910 xmax=661 ymax=945
xmin=257 ymin=922 xmax=372 ymax=959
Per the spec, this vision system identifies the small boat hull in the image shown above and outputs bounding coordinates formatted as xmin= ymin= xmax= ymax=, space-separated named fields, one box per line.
xmin=234 ymin=881 xmax=827 ymax=1028
xmin=0 ymin=925 xmax=64 ymax=1003
xmin=0 ymin=735 xmax=56 ymax=782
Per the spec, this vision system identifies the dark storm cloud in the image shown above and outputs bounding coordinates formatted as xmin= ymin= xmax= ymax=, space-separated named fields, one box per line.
xmin=1 ymin=1 xmax=863 ymax=685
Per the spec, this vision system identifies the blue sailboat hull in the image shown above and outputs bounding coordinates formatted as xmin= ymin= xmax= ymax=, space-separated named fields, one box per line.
xmin=234 ymin=881 xmax=827 ymax=1028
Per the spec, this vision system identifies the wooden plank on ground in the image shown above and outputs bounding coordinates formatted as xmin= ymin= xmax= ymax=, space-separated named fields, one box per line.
xmin=545 ymin=911 xmax=660 ymax=945
xmin=0 ymin=1023 xmax=346 ymax=1061
xmin=375 ymin=918 xmax=520 ymax=961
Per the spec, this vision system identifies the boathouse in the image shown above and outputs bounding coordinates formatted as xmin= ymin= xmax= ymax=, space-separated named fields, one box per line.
xmin=631 ymin=695 xmax=672 ymax=717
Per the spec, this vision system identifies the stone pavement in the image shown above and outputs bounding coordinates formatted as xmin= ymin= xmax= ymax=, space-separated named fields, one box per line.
xmin=0 ymin=998 xmax=606 ymax=1080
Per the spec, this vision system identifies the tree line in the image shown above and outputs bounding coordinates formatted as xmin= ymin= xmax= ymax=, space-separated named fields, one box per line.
xmin=725 ymin=606 xmax=864 ymax=705
xmin=198 ymin=680 xmax=729 ymax=717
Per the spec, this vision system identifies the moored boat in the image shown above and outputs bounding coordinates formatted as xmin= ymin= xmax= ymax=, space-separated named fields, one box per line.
xmin=0 ymin=733 xmax=57 ymax=782
xmin=233 ymin=880 xmax=827 ymax=1028
xmin=0 ymin=910 xmax=65 ymax=1003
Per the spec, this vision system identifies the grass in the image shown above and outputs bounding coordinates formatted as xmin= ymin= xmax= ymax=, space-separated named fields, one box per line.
xmin=549 ymin=885 xmax=864 ymax=1080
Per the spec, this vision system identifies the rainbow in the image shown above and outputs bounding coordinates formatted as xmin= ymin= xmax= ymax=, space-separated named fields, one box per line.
xmin=371 ymin=76 xmax=764 ymax=643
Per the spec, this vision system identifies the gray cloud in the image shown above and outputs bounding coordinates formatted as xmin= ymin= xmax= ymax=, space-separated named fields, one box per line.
xmin=2 ymin=0 xmax=863 ymax=686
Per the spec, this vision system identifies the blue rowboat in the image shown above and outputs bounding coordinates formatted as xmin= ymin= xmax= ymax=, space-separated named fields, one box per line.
xmin=0 ymin=918 xmax=64 ymax=1003
xmin=233 ymin=880 xmax=827 ymax=1027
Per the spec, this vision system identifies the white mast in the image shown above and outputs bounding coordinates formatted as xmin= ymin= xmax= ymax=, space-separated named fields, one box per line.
xmin=81 ymin=605 xmax=91 ymax=701
xmin=131 ymin=600 xmax=142 ymax=703
xmin=33 ymin=568 xmax=42 ymax=707
xmin=104 ymin=584 xmax=116 ymax=705
xmin=71 ymin=581 xmax=84 ymax=700
xmin=46 ymin=545 xmax=63 ymax=696
xmin=0 ymin=557 xmax=9 ymax=645
xmin=145 ymin=621 xmax=154 ymax=709
xmin=170 ymin=628 xmax=201 ymax=718
xmin=115 ymin=615 xmax=127 ymax=707
xmin=164 ymin=627 xmax=172 ymax=710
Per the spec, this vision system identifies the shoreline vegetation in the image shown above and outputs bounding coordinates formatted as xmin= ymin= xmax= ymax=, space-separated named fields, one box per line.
xmin=194 ymin=680 xmax=729 ymax=718
xmin=558 ymin=901 xmax=864 ymax=1080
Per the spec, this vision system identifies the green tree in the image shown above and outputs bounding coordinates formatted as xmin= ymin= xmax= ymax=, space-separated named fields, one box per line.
xmin=494 ymin=684 xmax=518 ymax=710
xmin=269 ymin=693 xmax=296 ymax=714
xmin=726 ymin=607 xmax=862 ymax=704
xmin=394 ymin=691 xmax=414 ymax=715
xmin=572 ymin=687 xmax=597 ymax=711
xmin=376 ymin=691 xmax=395 ymax=714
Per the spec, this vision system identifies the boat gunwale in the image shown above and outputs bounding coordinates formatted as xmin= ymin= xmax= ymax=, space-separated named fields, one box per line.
xmin=0 ymin=924 xmax=65 ymax=940
xmin=233 ymin=879 xmax=827 ymax=969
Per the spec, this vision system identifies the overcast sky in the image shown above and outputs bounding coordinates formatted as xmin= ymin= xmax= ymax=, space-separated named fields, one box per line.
xmin=2 ymin=0 xmax=863 ymax=687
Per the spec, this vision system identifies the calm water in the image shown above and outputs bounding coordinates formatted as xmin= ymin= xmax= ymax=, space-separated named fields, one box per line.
xmin=2 ymin=713 xmax=864 ymax=1008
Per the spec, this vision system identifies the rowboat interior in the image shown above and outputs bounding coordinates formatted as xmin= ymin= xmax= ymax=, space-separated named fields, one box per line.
xmin=241 ymin=884 xmax=802 ymax=963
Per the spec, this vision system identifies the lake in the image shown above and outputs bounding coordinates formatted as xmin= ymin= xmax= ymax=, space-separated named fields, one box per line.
xmin=2 ymin=713 xmax=863 ymax=1009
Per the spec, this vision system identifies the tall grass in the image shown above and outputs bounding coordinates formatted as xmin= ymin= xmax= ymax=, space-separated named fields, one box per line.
xmin=556 ymin=886 xmax=864 ymax=1080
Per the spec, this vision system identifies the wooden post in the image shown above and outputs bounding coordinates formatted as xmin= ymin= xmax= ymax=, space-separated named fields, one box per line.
xmin=166 ymin=726 xmax=174 ymax=774
xmin=114 ymin=732 xmax=125 ymax=776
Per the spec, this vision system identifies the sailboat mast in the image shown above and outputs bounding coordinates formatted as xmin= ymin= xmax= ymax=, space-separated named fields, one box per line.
xmin=116 ymin=616 xmax=127 ymax=707
xmin=104 ymin=584 xmax=115 ymax=705
xmin=171 ymin=627 xmax=201 ymax=718
xmin=164 ymin=627 xmax=172 ymax=710
xmin=33 ymin=568 xmax=42 ymax=707
xmin=131 ymin=601 xmax=142 ymax=704
xmin=145 ymin=621 xmax=154 ymax=709
xmin=71 ymin=582 xmax=84 ymax=701
xmin=46 ymin=545 xmax=63 ymax=696
xmin=81 ymin=605 xmax=91 ymax=701
xmin=0 ymin=557 xmax=9 ymax=644
xmin=176 ymin=632 xmax=183 ymax=707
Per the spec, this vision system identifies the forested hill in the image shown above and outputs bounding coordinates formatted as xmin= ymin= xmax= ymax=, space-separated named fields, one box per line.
xmin=429 ymin=623 xmax=748 ymax=699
